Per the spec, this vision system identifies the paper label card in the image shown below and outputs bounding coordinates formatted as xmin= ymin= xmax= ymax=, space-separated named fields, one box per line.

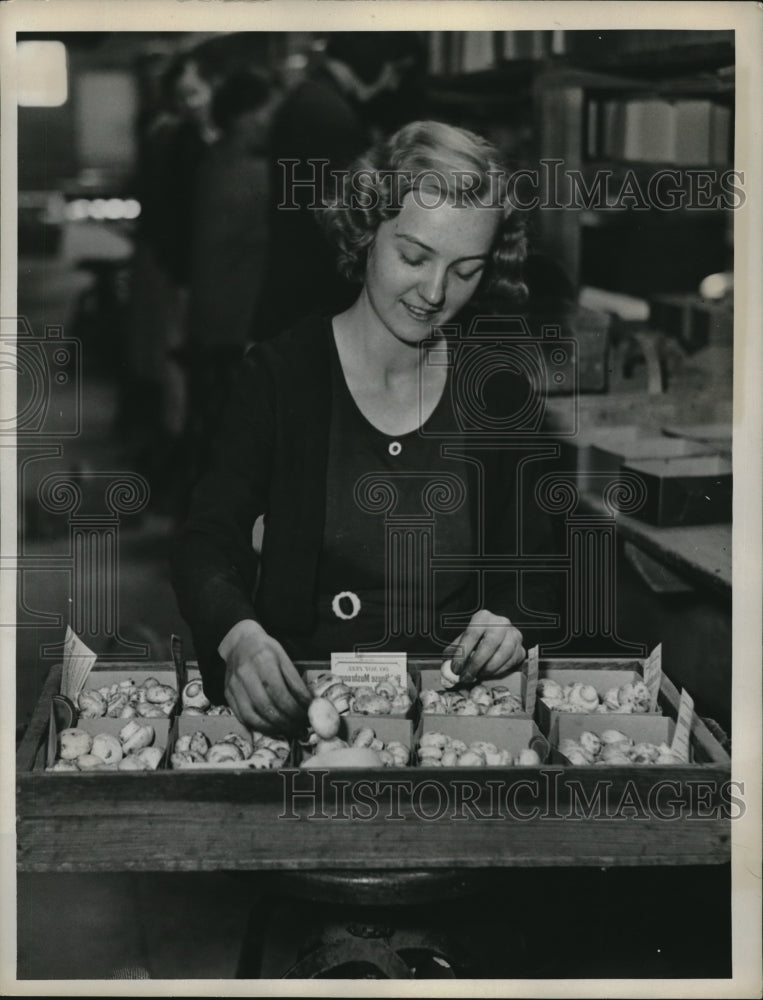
xmin=61 ymin=626 xmax=97 ymax=701
xmin=644 ymin=644 xmax=663 ymax=710
xmin=525 ymin=646 xmax=539 ymax=717
xmin=670 ymin=687 xmax=695 ymax=762
xmin=330 ymin=652 xmax=408 ymax=689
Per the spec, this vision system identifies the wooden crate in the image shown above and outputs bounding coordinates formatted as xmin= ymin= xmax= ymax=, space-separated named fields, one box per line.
xmin=17 ymin=661 xmax=731 ymax=872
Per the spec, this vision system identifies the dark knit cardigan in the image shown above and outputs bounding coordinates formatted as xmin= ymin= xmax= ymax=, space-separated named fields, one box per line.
xmin=171 ymin=313 xmax=559 ymax=703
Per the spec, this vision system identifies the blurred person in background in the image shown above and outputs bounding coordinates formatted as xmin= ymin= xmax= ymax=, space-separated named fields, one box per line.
xmin=252 ymin=31 xmax=426 ymax=339
xmin=122 ymin=50 xmax=220 ymax=514
xmin=184 ymin=70 xmax=280 ymax=493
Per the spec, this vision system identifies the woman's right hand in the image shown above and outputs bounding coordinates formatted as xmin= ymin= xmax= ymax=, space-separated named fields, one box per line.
xmin=220 ymin=620 xmax=312 ymax=735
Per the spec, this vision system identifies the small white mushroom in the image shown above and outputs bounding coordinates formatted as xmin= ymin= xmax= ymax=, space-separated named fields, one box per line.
xmin=439 ymin=658 xmax=460 ymax=690
xmin=207 ymin=742 xmax=243 ymax=764
xmin=390 ymin=693 xmax=412 ymax=714
xmin=106 ymin=692 xmax=130 ymax=718
xmin=454 ymin=701 xmax=480 ymax=716
xmin=568 ymin=682 xmax=600 ymax=712
xmin=59 ymin=728 xmax=92 ymax=760
xmin=119 ymin=720 xmax=154 ymax=753
xmin=77 ymin=753 xmax=111 ymax=770
xmin=618 ymin=680 xmax=651 ymax=713
xmin=308 ymin=697 xmax=341 ymax=739
xmin=135 ymin=746 xmax=163 ymax=770
xmin=145 ymin=683 xmax=175 ymax=705
xmin=579 ymin=731 xmax=602 ymax=757
xmin=314 ymin=737 xmax=349 ymax=755
xmin=456 ymin=750 xmax=485 ymax=767
xmin=77 ymin=690 xmax=107 ymax=719
xmin=514 ymin=748 xmax=542 ymax=766
xmin=374 ymin=680 xmax=397 ymax=700
xmin=220 ymin=733 xmax=253 ymax=759
xmin=48 ymin=759 xmax=79 ymax=772
xmin=181 ymin=679 xmax=210 ymax=711
xmin=136 ymin=703 xmax=167 ymax=719
xmin=118 ymin=754 xmax=149 ymax=771
xmin=600 ymin=729 xmax=629 ymax=745
xmin=350 ymin=693 xmax=392 ymax=716
xmin=189 ymin=731 xmax=211 ymax=758
xmin=351 ymin=727 xmax=376 ymax=749
xmin=564 ymin=746 xmax=591 ymax=765
xmin=91 ymin=733 xmax=124 ymax=765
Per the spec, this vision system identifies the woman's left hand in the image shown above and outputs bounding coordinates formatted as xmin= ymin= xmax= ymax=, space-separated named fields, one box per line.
xmin=443 ymin=610 xmax=525 ymax=683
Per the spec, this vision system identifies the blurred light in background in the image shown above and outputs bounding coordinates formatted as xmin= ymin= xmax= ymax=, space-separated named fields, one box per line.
xmin=64 ymin=198 xmax=141 ymax=222
xmin=17 ymin=41 xmax=68 ymax=107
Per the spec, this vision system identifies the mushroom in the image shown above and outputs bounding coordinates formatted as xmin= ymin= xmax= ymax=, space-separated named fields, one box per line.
xmin=220 ymin=733 xmax=253 ymax=759
xmin=77 ymin=753 xmax=111 ymax=770
xmin=181 ymin=679 xmax=210 ymax=712
xmin=439 ymin=658 xmax=460 ymax=690
xmin=515 ymin=748 xmax=542 ymax=766
xmin=568 ymin=682 xmax=600 ymax=712
xmin=618 ymin=680 xmax=651 ymax=713
xmin=118 ymin=754 xmax=150 ymax=771
xmin=135 ymin=746 xmax=163 ymax=770
xmin=579 ymin=731 xmax=602 ymax=757
xmin=59 ymin=728 xmax=92 ymax=760
xmin=119 ymin=720 xmax=154 ymax=753
xmin=145 ymin=683 xmax=175 ymax=706
xmin=77 ymin=690 xmax=107 ymax=719
xmin=308 ymin=697 xmax=341 ymax=739
xmin=564 ymin=746 xmax=591 ymax=765
xmin=48 ymin=759 xmax=79 ymax=772
xmin=207 ymin=742 xmax=243 ymax=764
xmin=421 ymin=690 xmax=444 ymax=714
xmin=91 ymin=733 xmax=124 ymax=765
xmin=350 ymin=693 xmax=391 ymax=716
xmin=351 ymin=727 xmax=376 ymax=749
xmin=189 ymin=731 xmax=211 ymax=758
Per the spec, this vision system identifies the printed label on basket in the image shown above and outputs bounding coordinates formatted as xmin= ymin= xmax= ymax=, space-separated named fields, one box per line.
xmin=525 ymin=646 xmax=539 ymax=717
xmin=330 ymin=652 xmax=407 ymax=689
xmin=644 ymin=644 xmax=662 ymax=710
xmin=61 ymin=626 xmax=98 ymax=701
xmin=670 ymin=688 xmax=694 ymax=762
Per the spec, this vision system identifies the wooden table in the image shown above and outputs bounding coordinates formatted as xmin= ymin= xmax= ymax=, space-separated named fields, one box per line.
xmin=580 ymin=490 xmax=731 ymax=599
xmin=17 ymin=663 xmax=732 ymax=874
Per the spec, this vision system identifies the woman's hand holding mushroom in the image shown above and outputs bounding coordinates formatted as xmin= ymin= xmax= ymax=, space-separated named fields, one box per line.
xmin=443 ymin=610 xmax=525 ymax=683
xmin=220 ymin=619 xmax=311 ymax=735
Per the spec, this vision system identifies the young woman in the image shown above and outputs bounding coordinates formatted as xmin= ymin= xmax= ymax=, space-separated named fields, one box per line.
xmin=171 ymin=120 xmax=557 ymax=735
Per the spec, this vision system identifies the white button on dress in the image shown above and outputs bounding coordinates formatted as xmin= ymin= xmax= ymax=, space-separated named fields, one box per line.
xmin=388 ymin=441 xmax=402 ymax=456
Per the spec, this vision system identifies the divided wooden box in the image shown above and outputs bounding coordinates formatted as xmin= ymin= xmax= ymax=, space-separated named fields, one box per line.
xmin=17 ymin=658 xmax=731 ymax=872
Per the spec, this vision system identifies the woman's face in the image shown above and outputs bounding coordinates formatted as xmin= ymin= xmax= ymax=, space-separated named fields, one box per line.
xmin=363 ymin=190 xmax=501 ymax=346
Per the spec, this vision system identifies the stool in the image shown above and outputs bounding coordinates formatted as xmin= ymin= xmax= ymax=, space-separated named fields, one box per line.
xmin=236 ymin=869 xmax=494 ymax=979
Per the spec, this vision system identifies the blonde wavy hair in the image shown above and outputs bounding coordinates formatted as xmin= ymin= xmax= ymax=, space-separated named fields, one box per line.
xmin=318 ymin=120 xmax=528 ymax=307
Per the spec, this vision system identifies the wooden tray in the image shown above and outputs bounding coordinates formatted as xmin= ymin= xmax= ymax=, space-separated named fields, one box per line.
xmin=17 ymin=661 xmax=731 ymax=872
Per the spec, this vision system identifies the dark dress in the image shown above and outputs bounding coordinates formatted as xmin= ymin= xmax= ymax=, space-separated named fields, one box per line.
xmin=171 ymin=314 xmax=560 ymax=703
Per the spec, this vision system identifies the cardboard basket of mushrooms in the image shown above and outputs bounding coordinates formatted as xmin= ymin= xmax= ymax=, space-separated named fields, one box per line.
xmin=534 ymin=647 xmax=664 ymax=735
xmin=550 ymin=714 xmax=688 ymax=766
xmin=46 ymin=668 xmax=178 ymax=773
xmin=416 ymin=657 xmax=533 ymax=718
xmin=416 ymin=715 xmax=550 ymax=768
